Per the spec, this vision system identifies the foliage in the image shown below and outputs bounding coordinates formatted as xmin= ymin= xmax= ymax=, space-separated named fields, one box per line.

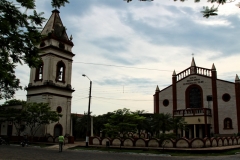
xmin=93 ymin=112 xmax=114 ymax=137
xmin=104 ymin=108 xmax=145 ymax=138
xmin=172 ymin=117 xmax=187 ymax=138
xmin=23 ymin=102 xmax=62 ymax=138
xmin=152 ymin=113 xmax=173 ymax=136
xmin=71 ymin=113 xmax=88 ymax=139
xmin=0 ymin=99 xmax=26 ymax=106
xmin=71 ymin=109 xmax=187 ymax=140
xmin=0 ymin=0 xmax=69 ymax=100
xmin=131 ymin=110 xmax=149 ymax=137
xmin=174 ymin=0 xmax=238 ymax=18
xmin=159 ymin=133 xmax=176 ymax=141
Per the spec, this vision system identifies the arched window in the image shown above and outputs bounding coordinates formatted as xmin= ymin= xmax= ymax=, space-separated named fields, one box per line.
xmin=56 ymin=61 xmax=65 ymax=82
xmin=185 ymin=84 xmax=203 ymax=108
xmin=35 ymin=62 xmax=43 ymax=81
xmin=224 ymin=118 xmax=233 ymax=129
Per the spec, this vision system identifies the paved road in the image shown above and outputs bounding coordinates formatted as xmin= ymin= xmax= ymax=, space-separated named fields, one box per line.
xmin=0 ymin=145 xmax=240 ymax=160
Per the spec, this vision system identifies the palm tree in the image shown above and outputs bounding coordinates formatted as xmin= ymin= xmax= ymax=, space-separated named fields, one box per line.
xmin=152 ymin=113 xmax=172 ymax=137
xmin=172 ymin=117 xmax=187 ymax=138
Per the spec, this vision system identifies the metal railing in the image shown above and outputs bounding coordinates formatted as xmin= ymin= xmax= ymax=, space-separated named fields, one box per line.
xmin=173 ymin=108 xmax=211 ymax=117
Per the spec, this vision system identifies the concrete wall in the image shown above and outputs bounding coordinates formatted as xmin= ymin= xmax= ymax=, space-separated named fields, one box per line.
xmin=159 ymin=86 xmax=173 ymax=114
xmin=216 ymin=80 xmax=237 ymax=134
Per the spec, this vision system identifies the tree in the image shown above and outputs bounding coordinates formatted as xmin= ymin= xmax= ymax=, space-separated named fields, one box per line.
xmin=152 ymin=113 xmax=173 ymax=137
xmin=104 ymin=108 xmax=145 ymax=138
xmin=71 ymin=113 xmax=89 ymax=139
xmin=93 ymin=112 xmax=114 ymax=137
xmin=0 ymin=0 xmax=69 ymax=100
xmin=131 ymin=110 xmax=149 ymax=138
xmin=23 ymin=102 xmax=61 ymax=139
xmin=174 ymin=0 xmax=239 ymax=18
xmin=172 ymin=116 xmax=187 ymax=138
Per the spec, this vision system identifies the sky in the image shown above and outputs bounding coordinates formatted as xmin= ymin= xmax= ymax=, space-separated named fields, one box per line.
xmin=1 ymin=0 xmax=240 ymax=115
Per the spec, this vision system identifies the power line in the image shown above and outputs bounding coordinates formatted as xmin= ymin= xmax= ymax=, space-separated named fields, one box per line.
xmin=92 ymin=96 xmax=152 ymax=101
xmin=74 ymin=61 xmax=173 ymax=72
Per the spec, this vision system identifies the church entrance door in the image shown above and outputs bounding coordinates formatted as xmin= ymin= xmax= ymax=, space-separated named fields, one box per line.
xmin=54 ymin=124 xmax=63 ymax=137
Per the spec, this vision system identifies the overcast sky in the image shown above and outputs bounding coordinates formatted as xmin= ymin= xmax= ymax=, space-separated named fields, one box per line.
xmin=1 ymin=0 xmax=240 ymax=115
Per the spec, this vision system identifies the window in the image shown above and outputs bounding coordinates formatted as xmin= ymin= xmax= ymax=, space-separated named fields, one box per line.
xmin=35 ymin=62 xmax=43 ymax=81
xmin=59 ymin=42 xmax=65 ymax=49
xmin=186 ymin=84 xmax=203 ymax=108
xmin=40 ymin=41 xmax=46 ymax=47
xmin=56 ymin=61 xmax=65 ymax=82
xmin=163 ymin=99 xmax=169 ymax=107
xmin=224 ymin=118 xmax=233 ymax=129
xmin=222 ymin=93 xmax=231 ymax=102
xmin=56 ymin=106 xmax=62 ymax=113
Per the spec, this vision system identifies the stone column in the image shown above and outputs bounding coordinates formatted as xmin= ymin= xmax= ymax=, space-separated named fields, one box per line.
xmin=235 ymin=75 xmax=240 ymax=132
xmin=172 ymin=70 xmax=177 ymax=111
xmin=183 ymin=129 xmax=186 ymax=138
xmin=154 ymin=86 xmax=160 ymax=113
xmin=194 ymin=124 xmax=196 ymax=138
xmin=211 ymin=64 xmax=219 ymax=134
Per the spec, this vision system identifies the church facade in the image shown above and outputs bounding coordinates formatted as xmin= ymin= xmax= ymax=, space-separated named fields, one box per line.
xmin=153 ymin=58 xmax=240 ymax=138
xmin=25 ymin=9 xmax=75 ymax=137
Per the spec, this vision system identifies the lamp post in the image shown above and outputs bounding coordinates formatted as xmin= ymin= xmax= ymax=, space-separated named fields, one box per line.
xmin=82 ymin=74 xmax=92 ymax=147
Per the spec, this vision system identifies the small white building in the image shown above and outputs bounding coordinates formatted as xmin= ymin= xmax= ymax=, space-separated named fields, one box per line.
xmin=153 ymin=58 xmax=240 ymax=138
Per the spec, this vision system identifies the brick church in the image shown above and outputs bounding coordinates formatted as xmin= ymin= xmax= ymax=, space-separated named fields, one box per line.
xmin=153 ymin=58 xmax=240 ymax=138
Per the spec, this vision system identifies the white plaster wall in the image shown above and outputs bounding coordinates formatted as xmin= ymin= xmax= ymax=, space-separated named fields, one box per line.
xmin=159 ymin=86 xmax=173 ymax=114
xmin=176 ymin=75 xmax=213 ymax=110
xmin=0 ymin=122 xmax=20 ymax=136
xmin=40 ymin=46 xmax=73 ymax=59
xmin=216 ymin=80 xmax=237 ymax=134
xmin=27 ymin=95 xmax=72 ymax=136
xmin=0 ymin=122 xmax=8 ymax=135
xmin=27 ymin=87 xmax=72 ymax=97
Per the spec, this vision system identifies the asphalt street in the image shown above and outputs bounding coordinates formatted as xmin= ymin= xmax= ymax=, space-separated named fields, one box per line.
xmin=0 ymin=145 xmax=240 ymax=160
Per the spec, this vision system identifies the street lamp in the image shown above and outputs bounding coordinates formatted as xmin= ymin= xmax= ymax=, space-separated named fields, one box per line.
xmin=82 ymin=74 xmax=92 ymax=147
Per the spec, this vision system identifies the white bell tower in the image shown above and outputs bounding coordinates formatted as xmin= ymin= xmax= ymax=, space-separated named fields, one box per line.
xmin=26 ymin=9 xmax=75 ymax=137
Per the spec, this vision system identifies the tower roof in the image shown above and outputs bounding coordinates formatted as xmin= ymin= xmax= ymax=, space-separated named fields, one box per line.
xmin=155 ymin=85 xmax=160 ymax=92
xmin=191 ymin=57 xmax=196 ymax=67
xmin=172 ymin=70 xmax=176 ymax=76
xmin=212 ymin=63 xmax=216 ymax=70
xmin=41 ymin=9 xmax=72 ymax=44
xmin=236 ymin=74 xmax=240 ymax=82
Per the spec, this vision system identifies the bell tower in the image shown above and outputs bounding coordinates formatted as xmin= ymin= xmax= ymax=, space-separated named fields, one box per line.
xmin=26 ymin=9 xmax=75 ymax=137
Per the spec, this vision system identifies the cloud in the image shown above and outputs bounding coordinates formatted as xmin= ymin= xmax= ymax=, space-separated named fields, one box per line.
xmin=2 ymin=1 xmax=240 ymax=115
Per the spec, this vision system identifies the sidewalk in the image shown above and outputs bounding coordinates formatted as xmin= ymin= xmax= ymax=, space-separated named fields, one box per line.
xmin=46 ymin=141 xmax=85 ymax=150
